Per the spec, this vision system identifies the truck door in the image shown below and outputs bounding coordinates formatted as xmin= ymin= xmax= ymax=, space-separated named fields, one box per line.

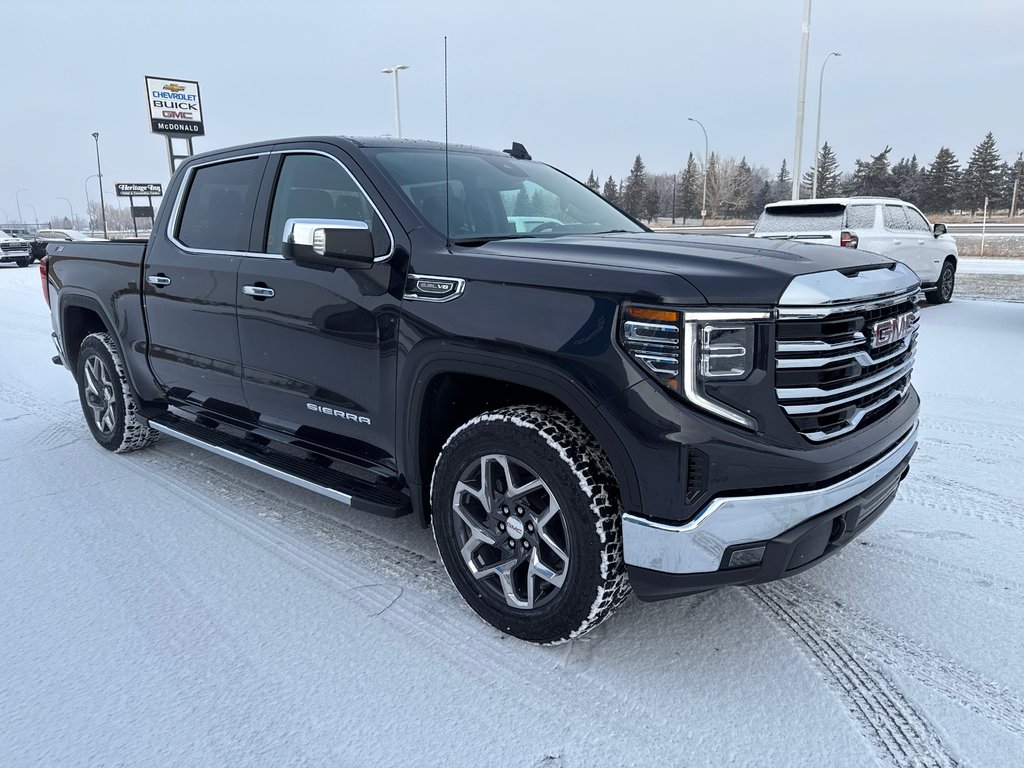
xmin=236 ymin=147 xmax=402 ymax=470
xmin=143 ymin=153 xmax=268 ymax=413
xmin=903 ymin=205 xmax=944 ymax=284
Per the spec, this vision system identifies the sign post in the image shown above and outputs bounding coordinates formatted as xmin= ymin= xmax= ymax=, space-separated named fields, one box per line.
xmin=116 ymin=183 xmax=163 ymax=237
xmin=144 ymin=76 xmax=204 ymax=176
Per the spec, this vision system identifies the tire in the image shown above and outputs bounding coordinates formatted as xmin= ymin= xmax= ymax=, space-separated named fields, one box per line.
xmin=75 ymin=332 xmax=159 ymax=453
xmin=430 ymin=406 xmax=631 ymax=644
xmin=15 ymin=257 xmax=31 ymax=268
xmin=926 ymin=259 xmax=955 ymax=304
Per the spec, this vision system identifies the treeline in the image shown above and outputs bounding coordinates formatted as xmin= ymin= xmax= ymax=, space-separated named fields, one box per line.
xmin=585 ymin=132 xmax=1023 ymax=221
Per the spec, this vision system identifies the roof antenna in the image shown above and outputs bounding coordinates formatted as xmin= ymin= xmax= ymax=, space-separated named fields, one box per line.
xmin=444 ymin=36 xmax=451 ymax=250
xmin=503 ymin=142 xmax=531 ymax=161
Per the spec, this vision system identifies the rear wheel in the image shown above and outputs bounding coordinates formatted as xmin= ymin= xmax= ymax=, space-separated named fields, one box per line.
xmin=431 ymin=406 xmax=630 ymax=644
xmin=926 ymin=259 xmax=955 ymax=304
xmin=75 ymin=332 xmax=159 ymax=453
xmin=14 ymin=257 xmax=31 ymax=268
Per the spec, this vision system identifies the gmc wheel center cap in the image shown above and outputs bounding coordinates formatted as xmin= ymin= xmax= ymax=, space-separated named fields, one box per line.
xmin=505 ymin=516 xmax=525 ymax=540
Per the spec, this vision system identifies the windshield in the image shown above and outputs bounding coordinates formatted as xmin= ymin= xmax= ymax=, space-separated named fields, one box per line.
xmin=369 ymin=148 xmax=644 ymax=242
xmin=0 ymin=230 xmax=10 ymax=239
xmin=753 ymin=204 xmax=845 ymax=234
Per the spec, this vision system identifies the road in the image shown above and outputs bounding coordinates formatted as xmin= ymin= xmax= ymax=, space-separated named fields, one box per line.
xmin=2 ymin=264 xmax=1023 ymax=767
xmin=657 ymin=222 xmax=1024 ymax=236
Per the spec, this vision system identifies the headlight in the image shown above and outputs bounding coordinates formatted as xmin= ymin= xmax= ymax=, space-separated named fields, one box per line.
xmin=621 ymin=306 xmax=770 ymax=430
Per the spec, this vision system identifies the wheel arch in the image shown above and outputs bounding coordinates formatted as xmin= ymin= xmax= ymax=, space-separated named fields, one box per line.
xmin=402 ymin=352 xmax=640 ymax=527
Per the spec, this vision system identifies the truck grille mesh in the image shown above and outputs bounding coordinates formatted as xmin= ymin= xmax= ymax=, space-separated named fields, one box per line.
xmin=775 ymin=291 xmax=918 ymax=442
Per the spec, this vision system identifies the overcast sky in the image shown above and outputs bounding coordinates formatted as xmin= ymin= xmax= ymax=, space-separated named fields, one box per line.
xmin=3 ymin=0 xmax=1022 ymax=225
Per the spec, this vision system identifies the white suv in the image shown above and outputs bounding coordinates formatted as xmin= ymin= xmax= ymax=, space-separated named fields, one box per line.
xmin=751 ymin=197 xmax=958 ymax=304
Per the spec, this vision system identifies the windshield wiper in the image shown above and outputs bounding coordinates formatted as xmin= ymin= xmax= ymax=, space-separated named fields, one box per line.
xmin=451 ymin=234 xmax=546 ymax=247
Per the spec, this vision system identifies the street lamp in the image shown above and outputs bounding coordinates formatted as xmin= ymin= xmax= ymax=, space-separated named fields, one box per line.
xmin=26 ymin=203 xmax=38 ymax=228
xmin=381 ymin=64 xmax=410 ymax=139
xmin=16 ymin=188 xmax=28 ymax=227
xmin=58 ymin=197 xmax=76 ymax=227
xmin=811 ymin=51 xmax=841 ymax=199
xmin=0 ymin=208 xmax=8 ymax=227
xmin=688 ymin=117 xmax=709 ymax=225
xmin=791 ymin=0 xmax=813 ymax=199
xmin=92 ymin=132 xmax=108 ymax=238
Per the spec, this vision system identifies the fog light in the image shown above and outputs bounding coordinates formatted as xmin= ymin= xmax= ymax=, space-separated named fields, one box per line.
xmin=727 ymin=545 xmax=765 ymax=569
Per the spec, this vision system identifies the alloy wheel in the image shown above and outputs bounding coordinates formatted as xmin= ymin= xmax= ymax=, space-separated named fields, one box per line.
xmin=83 ymin=354 xmax=117 ymax=434
xmin=450 ymin=454 xmax=570 ymax=610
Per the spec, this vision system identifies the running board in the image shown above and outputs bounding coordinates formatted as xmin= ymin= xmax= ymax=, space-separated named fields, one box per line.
xmin=148 ymin=415 xmax=410 ymax=518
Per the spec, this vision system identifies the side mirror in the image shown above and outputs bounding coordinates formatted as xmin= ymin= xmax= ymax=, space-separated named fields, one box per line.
xmin=283 ymin=218 xmax=375 ymax=269
xmin=933 ymin=222 xmax=947 ymax=237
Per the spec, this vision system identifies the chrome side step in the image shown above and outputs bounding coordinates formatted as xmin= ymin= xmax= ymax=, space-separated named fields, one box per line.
xmin=148 ymin=415 xmax=410 ymax=517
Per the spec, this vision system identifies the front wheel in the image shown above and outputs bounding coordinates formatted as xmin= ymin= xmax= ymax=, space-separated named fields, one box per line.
xmin=75 ymin=332 xmax=159 ymax=453
xmin=14 ymin=257 xmax=31 ymax=268
xmin=430 ymin=406 xmax=630 ymax=644
xmin=926 ymin=259 xmax=955 ymax=304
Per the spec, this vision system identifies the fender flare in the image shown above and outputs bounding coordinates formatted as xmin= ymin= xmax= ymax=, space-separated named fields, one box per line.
xmin=400 ymin=344 xmax=641 ymax=523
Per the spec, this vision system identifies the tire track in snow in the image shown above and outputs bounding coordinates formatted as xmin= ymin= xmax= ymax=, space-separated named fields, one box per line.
xmin=775 ymin=580 xmax=1024 ymax=738
xmin=116 ymin=443 xmax=667 ymax=743
xmin=749 ymin=583 xmax=960 ymax=768
xmin=923 ymin=415 xmax=1024 ymax=448
xmin=898 ymin=471 xmax=1024 ymax=531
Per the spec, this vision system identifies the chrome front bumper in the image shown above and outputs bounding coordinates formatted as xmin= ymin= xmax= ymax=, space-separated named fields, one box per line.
xmin=621 ymin=421 xmax=919 ymax=574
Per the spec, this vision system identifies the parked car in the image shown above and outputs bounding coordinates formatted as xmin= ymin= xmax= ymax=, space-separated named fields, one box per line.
xmin=751 ymin=197 xmax=957 ymax=304
xmin=43 ymin=136 xmax=921 ymax=643
xmin=31 ymin=229 xmax=104 ymax=261
xmin=0 ymin=229 xmax=33 ymax=267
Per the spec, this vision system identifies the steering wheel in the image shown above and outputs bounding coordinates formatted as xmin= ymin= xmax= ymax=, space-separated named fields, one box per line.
xmin=530 ymin=222 xmax=564 ymax=234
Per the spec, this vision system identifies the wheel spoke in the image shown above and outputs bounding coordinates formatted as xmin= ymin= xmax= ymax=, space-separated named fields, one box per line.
xmin=476 ymin=557 xmax=529 ymax=609
xmin=84 ymin=359 xmax=100 ymax=397
xmin=527 ymin=548 xmax=566 ymax=590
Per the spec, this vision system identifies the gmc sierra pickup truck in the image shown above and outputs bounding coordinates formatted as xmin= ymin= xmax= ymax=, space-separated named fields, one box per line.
xmin=43 ymin=136 xmax=920 ymax=644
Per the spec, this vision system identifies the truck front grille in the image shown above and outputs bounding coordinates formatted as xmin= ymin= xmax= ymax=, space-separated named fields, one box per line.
xmin=1 ymin=241 xmax=30 ymax=253
xmin=775 ymin=289 xmax=919 ymax=442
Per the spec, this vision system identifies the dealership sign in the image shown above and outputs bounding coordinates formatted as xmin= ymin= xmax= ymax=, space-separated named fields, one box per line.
xmin=115 ymin=183 xmax=163 ymax=197
xmin=145 ymin=76 xmax=204 ymax=136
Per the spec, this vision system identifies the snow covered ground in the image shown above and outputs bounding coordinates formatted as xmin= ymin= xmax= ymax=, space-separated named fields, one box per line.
xmin=1 ymin=264 xmax=1022 ymax=767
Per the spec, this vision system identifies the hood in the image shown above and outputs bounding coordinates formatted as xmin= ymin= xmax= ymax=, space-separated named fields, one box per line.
xmin=470 ymin=233 xmax=896 ymax=305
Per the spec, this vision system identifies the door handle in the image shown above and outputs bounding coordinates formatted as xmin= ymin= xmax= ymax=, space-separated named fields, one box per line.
xmin=147 ymin=274 xmax=171 ymax=287
xmin=242 ymin=285 xmax=275 ymax=299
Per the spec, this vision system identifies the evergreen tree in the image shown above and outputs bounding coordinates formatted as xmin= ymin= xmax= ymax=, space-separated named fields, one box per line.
xmin=675 ymin=153 xmax=699 ymax=221
xmin=585 ymin=170 xmax=600 ymax=192
xmin=622 ymin=155 xmax=648 ymax=218
xmin=891 ymin=155 xmax=925 ymax=204
xmin=601 ymin=175 xmax=618 ymax=204
xmin=961 ymin=132 xmax=1003 ymax=213
xmin=846 ymin=146 xmax=895 ymax=197
xmin=514 ymin=186 xmax=533 ymax=216
xmin=752 ymin=180 xmax=772 ymax=215
xmin=644 ymin=185 xmax=661 ymax=222
xmin=920 ymin=147 xmax=961 ymax=214
xmin=809 ymin=142 xmax=841 ymax=198
xmin=773 ymin=159 xmax=791 ymax=200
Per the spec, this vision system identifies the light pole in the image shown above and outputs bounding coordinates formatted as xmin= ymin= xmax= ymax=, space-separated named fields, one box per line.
xmin=26 ymin=204 xmax=38 ymax=228
xmin=92 ymin=132 xmax=108 ymax=238
xmin=688 ymin=117 xmax=709 ymax=225
xmin=16 ymin=188 xmax=28 ymax=227
xmin=381 ymin=64 xmax=409 ymax=138
xmin=791 ymin=0 xmax=813 ymax=199
xmin=0 ymin=208 xmax=7 ymax=227
xmin=84 ymin=175 xmax=98 ymax=233
xmin=58 ymin=197 xmax=76 ymax=227
xmin=811 ymin=51 xmax=841 ymax=199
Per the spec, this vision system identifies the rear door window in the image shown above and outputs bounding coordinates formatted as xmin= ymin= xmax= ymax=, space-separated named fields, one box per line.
xmin=753 ymin=204 xmax=845 ymax=234
xmin=883 ymin=205 xmax=910 ymax=231
xmin=176 ymin=157 xmax=264 ymax=252
xmin=845 ymin=205 xmax=877 ymax=229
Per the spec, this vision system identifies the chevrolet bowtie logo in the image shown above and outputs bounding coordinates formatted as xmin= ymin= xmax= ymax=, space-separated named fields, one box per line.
xmin=162 ymin=83 xmax=186 ymax=92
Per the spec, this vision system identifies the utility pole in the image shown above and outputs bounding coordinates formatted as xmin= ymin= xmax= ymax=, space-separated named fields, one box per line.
xmin=1011 ymin=152 xmax=1023 ymax=219
xmin=92 ymin=133 xmax=108 ymax=238
xmin=791 ymin=0 xmax=812 ymax=199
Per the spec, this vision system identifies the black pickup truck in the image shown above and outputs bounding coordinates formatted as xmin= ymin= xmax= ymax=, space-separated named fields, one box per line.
xmin=43 ymin=136 xmax=921 ymax=643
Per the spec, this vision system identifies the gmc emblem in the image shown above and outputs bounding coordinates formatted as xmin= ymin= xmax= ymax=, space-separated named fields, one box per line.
xmin=870 ymin=312 xmax=914 ymax=349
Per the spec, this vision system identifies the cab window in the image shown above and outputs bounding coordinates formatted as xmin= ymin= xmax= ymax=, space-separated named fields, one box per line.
xmin=265 ymin=154 xmax=391 ymax=257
